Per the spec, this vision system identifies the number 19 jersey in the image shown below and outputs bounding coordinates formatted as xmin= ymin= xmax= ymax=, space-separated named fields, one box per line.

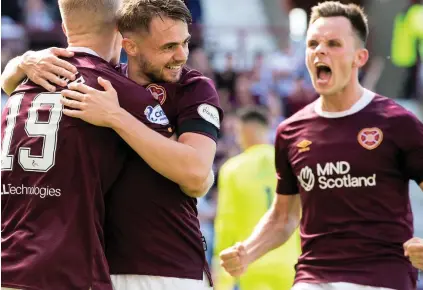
xmin=1 ymin=51 xmax=172 ymax=290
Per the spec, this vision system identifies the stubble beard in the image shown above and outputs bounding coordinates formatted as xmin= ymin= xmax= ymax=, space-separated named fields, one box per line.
xmin=137 ymin=53 xmax=181 ymax=84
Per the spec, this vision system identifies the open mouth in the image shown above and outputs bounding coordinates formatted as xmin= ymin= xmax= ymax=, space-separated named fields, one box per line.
xmin=165 ymin=65 xmax=182 ymax=71
xmin=316 ymin=64 xmax=332 ymax=83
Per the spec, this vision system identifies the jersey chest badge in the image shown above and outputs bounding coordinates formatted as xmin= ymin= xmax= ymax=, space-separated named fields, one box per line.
xmin=146 ymin=84 xmax=166 ymax=105
xmin=357 ymin=127 xmax=383 ymax=150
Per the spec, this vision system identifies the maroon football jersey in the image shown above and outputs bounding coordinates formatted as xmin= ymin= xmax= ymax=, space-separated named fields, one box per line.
xmin=275 ymin=89 xmax=423 ymax=289
xmin=105 ymin=67 xmax=223 ymax=283
xmin=1 ymin=51 xmax=172 ymax=290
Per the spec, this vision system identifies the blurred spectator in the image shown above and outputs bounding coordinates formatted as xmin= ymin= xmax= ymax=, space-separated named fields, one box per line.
xmin=23 ymin=0 xmax=54 ymax=31
xmin=283 ymin=77 xmax=318 ymax=118
xmin=391 ymin=2 xmax=423 ymax=100
xmin=187 ymin=47 xmax=215 ymax=80
xmin=2 ymin=1 xmax=22 ymax=22
xmin=234 ymin=73 xmax=256 ymax=107
xmin=215 ymin=112 xmax=240 ymax=169
xmin=267 ymin=90 xmax=285 ymax=142
xmin=1 ymin=17 xmax=28 ymax=108
xmin=215 ymin=53 xmax=238 ymax=99
xmin=269 ymin=44 xmax=298 ymax=99
xmin=184 ymin=0 xmax=203 ymax=47
xmin=1 ymin=17 xmax=28 ymax=70
xmin=249 ymin=52 xmax=274 ymax=105
xmin=184 ymin=0 xmax=203 ymax=24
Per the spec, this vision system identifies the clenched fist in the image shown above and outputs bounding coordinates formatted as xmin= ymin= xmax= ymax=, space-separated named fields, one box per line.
xmin=219 ymin=242 xmax=249 ymax=277
xmin=404 ymin=237 xmax=423 ymax=270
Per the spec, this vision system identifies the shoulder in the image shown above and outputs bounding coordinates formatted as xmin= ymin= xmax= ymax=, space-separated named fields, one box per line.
xmin=69 ymin=54 xmax=114 ymax=74
xmin=179 ymin=66 xmax=213 ymax=86
xmin=173 ymin=67 xmax=223 ymax=130
xmin=373 ymin=94 xmax=422 ymax=125
xmin=277 ymin=101 xmax=317 ymax=134
xmin=259 ymin=145 xmax=276 ymax=157
xmin=178 ymin=67 xmax=218 ymax=100
xmin=220 ymin=154 xmax=245 ymax=177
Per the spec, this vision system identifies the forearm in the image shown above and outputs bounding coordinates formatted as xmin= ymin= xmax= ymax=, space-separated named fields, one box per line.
xmin=111 ymin=108 xmax=210 ymax=191
xmin=243 ymin=208 xmax=299 ymax=264
xmin=180 ymin=169 xmax=214 ymax=198
xmin=1 ymin=55 xmax=27 ymax=95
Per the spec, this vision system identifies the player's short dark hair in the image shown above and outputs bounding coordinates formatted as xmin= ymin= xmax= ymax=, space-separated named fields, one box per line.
xmin=310 ymin=1 xmax=369 ymax=45
xmin=237 ymin=107 xmax=269 ymax=126
xmin=117 ymin=0 xmax=192 ymax=35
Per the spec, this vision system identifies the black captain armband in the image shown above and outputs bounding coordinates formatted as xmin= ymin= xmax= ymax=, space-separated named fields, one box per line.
xmin=176 ymin=119 xmax=219 ymax=140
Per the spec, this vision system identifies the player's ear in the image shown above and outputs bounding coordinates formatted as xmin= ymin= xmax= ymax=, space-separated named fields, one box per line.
xmin=122 ymin=37 xmax=138 ymax=57
xmin=354 ymin=48 xmax=369 ymax=69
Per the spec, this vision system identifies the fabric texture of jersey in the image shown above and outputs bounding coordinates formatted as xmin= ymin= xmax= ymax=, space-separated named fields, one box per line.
xmin=275 ymin=89 xmax=423 ymax=289
xmin=1 ymin=51 xmax=171 ymax=290
xmin=105 ymin=66 xmax=223 ymax=285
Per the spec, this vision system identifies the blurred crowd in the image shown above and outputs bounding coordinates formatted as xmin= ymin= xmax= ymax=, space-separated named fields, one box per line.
xmin=1 ymin=0 xmax=423 ymax=288
xmin=1 ymin=1 xmax=321 ymax=243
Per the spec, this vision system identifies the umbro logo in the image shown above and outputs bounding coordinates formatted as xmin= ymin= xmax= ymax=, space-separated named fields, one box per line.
xmin=296 ymin=140 xmax=312 ymax=153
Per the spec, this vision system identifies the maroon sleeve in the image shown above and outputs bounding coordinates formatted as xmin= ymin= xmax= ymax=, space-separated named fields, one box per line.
xmin=176 ymin=74 xmax=223 ymax=142
xmin=394 ymin=111 xmax=423 ymax=184
xmin=275 ymin=124 xmax=299 ymax=195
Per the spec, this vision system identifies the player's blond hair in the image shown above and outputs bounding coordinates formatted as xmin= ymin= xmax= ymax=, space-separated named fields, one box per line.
xmin=58 ymin=0 xmax=120 ymax=33
xmin=117 ymin=0 xmax=192 ymax=35
xmin=310 ymin=1 xmax=369 ymax=45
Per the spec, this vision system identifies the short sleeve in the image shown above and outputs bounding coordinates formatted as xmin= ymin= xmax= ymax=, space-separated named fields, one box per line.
xmin=396 ymin=112 xmax=423 ymax=184
xmin=275 ymin=125 xmax=299 ymax=195
xmin=176 ymin=74 xmax=223 ymax=141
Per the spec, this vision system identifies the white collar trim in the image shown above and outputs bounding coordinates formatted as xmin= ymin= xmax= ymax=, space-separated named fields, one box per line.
xmin=314 ymin=89 xmax=375 ymax=118
xmin=67 ymin=46 xmax=100 ymax=57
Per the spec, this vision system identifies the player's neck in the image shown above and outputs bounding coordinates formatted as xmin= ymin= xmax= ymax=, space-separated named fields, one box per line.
xmin=320 ymin=81 xmax=364 ymax=112
xmin=67 ymin=34 xmax=115 ymax=63
xmin=126 ymin=61 xmax=150 ymax=86
xmin=243 ymin=135 xmax=269 ymax=151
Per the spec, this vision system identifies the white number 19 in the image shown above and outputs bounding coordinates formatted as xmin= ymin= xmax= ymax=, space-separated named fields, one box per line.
xmin=1 ymin=93 xmax=63 ymax=172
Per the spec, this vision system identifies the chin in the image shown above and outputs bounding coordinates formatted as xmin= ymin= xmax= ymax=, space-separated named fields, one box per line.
xmin=163 ymin=73 xmax=181 ymax=83
xmin=313 ymin=83 xmax=336 ymax=96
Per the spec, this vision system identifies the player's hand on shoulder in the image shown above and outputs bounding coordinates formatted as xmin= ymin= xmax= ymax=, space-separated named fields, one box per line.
xmin=404 ymin=237 xmax=423 ymax=270
xmin=20 ymin=47 xmax=78 ymax=92
xmin=61 ymin=77 xmax=121 ymax=127
xmin=219 ymin=242 xmax=249 ymax=277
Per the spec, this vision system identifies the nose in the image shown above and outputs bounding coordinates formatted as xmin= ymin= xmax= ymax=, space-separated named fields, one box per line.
xmin=174 ymin=44 xmax=188 ymax=63
xmin=315 ymin=43 xmax=327 ymax=55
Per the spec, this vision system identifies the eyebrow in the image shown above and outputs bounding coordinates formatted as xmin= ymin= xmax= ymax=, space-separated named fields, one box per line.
xmin=307 ymin=37 xmax=342 ymax=43
xmin=160 ymin=35 xmax=191 ymax=49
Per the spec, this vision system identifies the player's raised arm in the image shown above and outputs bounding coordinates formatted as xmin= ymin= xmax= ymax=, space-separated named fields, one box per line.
xmin=0 ymin=48 xmax=77 ymax=95
xmin=220 ymin=194 xmax=301 ymax=277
